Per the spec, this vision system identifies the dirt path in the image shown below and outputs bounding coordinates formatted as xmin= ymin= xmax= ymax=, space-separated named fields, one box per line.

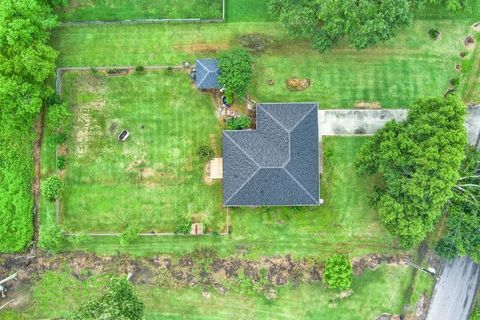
xmin=32 ymin=108 xmax=46 ymax=245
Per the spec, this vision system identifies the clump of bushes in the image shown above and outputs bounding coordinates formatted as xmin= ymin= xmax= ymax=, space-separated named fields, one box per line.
xmin=224 ymin=90 xmax=234 ymax=105
xmin=48 ymin=132 xmax=67 ymax=147
xmin=323 ymin=254 xmax=352 ymax=290
xmin=42 ymin=175 xmax=65 ymax=202
xmin=57 ymin=155 xmax=67 ymax=170
xmin=197 ymin=144 xmax=215 ymax=161
xmin=226 ymin=115 xmax=252 ymax=130
xmin=428 ymin=28 xmax=441 ymax=40
xmin=135 ymin=66 xmax=145 ymax=73
xmin=38 ymin=215 xmax=65 ymax=252
xmin=218 ymin=49 xmax=253 ymax=98
xmin=120 ymin=224 xmax=141 ymax=246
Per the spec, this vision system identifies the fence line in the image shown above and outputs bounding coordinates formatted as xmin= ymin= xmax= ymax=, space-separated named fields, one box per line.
xmin=60 ymin=18 xmax=224 ymax=27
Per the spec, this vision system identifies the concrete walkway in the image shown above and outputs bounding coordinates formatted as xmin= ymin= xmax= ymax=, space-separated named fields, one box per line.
xmin=318 ymin=106 xmax=480 ymax=147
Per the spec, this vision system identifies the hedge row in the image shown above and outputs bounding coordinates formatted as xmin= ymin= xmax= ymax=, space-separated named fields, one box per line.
xmin=0 ymin=0 xmax=58 ymax=252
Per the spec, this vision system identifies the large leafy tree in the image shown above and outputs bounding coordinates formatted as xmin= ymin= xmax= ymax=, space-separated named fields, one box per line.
xmin=356 ymin=96 xmax=467 ymax=248
xmin=71 ymin=278 xmax=145 ymax=320
xmin=0 ymin=0 xmax=57 ymax=252
xmin=269 ymin=0 xmax=423 ymax=52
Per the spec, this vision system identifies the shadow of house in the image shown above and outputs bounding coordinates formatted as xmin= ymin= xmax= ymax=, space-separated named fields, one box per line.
xmin=222 ymin=103 xmax=320 ymax=207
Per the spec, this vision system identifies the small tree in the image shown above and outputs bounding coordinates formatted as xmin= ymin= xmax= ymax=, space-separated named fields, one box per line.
xmin=218 ymin=49 xmax=253 ymax=98
xmin=226 ymin=115 xmax=252 ymax=130
xmin=323 ymin=254 xmax=352 ymax=290
xmin=196 ymin=144 xmax=215 ymax=161
xmin=71 ymin=278 xmax=144 ymax=320
xmin=42 ymin=175 xmax=65 ymax=201
xmin=38 ymin=215 xmax=65 ymax=252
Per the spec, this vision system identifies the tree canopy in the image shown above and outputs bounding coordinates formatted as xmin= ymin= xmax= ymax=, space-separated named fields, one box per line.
xmin=71 ymin=278 xmax=145 ymax=320
xmin=269 ymin=0 xmax=469 ymax=52
xmin=323 ymin=254 xmax=352 ymax=290
xmin=436 ymin=147 xmax=480 ymax=263
xmin=356 ymin=96 xmax=467 ymax=248
xmin=0 ymin=0 xmax=57 ymax=252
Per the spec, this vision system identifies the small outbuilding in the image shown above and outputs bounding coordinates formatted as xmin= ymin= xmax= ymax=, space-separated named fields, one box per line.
xmin=195 ymin=58 xmax=220 ymax=90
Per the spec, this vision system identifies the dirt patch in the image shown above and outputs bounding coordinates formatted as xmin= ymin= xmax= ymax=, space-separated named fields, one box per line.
xmin=175 ymin=43 xmax=229 ymax=54
xmin=203 ymin=162 xmax=214 ymax=185
xmin=141 ymin=167 xmax=155 ymax=179
xmin=455 ymin=64 xmax=462 ymax=72
xmin=237 ymin=34 xmax=269 ymax=53
xmin=355 ymin=101 xmax=382 ymax=109
xmin=0 ymin=252 xmax=411 ymax=305
xmin=286 ymin=78 xmax=311 ymax=92
xmin=465 ymin=35 xmax=476 ymax=49
xmin=74 ymin=100 xmax=106 ymax=157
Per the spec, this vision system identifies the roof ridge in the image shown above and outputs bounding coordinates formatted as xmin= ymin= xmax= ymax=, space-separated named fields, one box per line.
xmin=290 ymin=105 xmax=318 ymax=132
xmin=223 ymin=132 xmax=260 ymax=168
xmin=283 ymin=168 xmax=318 ymax=204
xmin=260 ymin=106 xmax=290 ymax=133
xmin=224 ymin=168 xmax=260 ymax=205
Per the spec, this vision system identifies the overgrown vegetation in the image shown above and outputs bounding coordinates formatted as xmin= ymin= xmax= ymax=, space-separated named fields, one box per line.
xmin=71 ymin=278 xmax=144 ymax=320
xmin=323 ymin=254 xmax=353 ymax=290
xmin=0 ymin=0 xmax=58 ymax=252
xmin=225 ymin=115 xmax=252 ymax=130
xmin=356 ymin=96 xmax=467 ymax=248
xmin=218 ymin=49 xmax=253 ymax=99
xmin=196 ymin=144 xmax=215 ymax=161
xmin=436 ymin=147 xmax=480 ymax=263
xmin=42 ymin=175 xmax=65 ymax=202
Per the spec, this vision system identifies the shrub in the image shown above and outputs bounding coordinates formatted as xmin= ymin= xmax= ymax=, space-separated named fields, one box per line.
xmin=226 ymin=115 xmax=252 ymax=130
xmin=57 ymin=155 xmax=66 ymax=170
xmin=175 ymin=217 xmax=192 ymax=235
xmin=71 ymin=278 xmax=145 ymax=320
xmin=323 ymin=254 xmax=352 ymax=290
xmin=48 ymin=132 xmax=67 ymax=147
xmin=428 ymin=28 xmax=441 ymax=40
xmin=38 ymin=215 xmax=65 ymax=252
xmin=196 ymin=144 xmax=215 ymax=161
xmin=225 ymin=90 xmax=234 ymax=105
xmin=90 ymin=67 xmax=98 ymax=75
xmin=135 ymin=66 xmax=145 ymax=73
xmin=47 ymin=103 xmax=71 ymax=132
xmin=218 ymin=49 xmax=253 ymax=98
xmin=42 ymin=175 xmax=65 ymax=202
xmin=450 ymin=77 xmax=460 ymax=87
xmin=120 ymin=224 xmax=141 ymax=246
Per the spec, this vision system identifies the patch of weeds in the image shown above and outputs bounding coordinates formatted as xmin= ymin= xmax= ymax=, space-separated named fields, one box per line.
xmin=120 ymin=224 xmax=141 ymax=246
xmin=175 ymin=216 xmax=192 ymax=235
xmin=57 ymin=155 xmax=67 ymax=170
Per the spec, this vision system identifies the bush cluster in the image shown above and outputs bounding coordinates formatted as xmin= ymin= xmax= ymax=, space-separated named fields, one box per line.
xmin=218 ymin=49 xmax=253 ymax=98
xmin=323 ymin=254 xmax=352 ymax=290
xmin=42 ymin=175 xmax=65 ymax=202
xmin=0 ymin=0 xmax=58 ymax=252
xmin=196 ymin=144 xmax=215 ymax=161
xmin=226 ymin=115 xmax=252 ymax=130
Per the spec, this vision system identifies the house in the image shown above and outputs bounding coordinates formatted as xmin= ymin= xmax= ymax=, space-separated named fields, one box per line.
xmin=222 ymin=103 xmax=320 ymax=206
xmin=195 ymin=58 xmax=220 ymax=89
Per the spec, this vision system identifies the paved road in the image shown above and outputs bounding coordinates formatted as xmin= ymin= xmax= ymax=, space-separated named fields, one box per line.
xmin=426 ymin=257 xmax=480 ymax=320
xmin=318 ymin=106 xmax=480 ymax=147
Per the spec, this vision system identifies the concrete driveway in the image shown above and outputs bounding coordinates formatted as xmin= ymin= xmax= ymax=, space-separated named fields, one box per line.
xmin=318 ymin=106 xmax=480 ymax=147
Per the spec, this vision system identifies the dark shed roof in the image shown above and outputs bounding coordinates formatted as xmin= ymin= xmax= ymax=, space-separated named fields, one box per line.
xmin=223 ymin=103 xmax=320 ymax=206
xmin=195 ymin=59 xmax=220 ymax=89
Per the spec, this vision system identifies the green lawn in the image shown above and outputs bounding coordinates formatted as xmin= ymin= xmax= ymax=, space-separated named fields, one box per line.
xmin=53 ymin=16 xmax=477 ymax=107
xmin=57 ymin=0 xmax=223 ymax=21
xmin=43 ymin=123 xmax=400 ymax=258
xmin=44 ymin=70 xmax=224 ymax=233
xmin=226 ymin=0 xmax=273 ymax=22
xmin=8 ymin=265 xmax=413 ymax=319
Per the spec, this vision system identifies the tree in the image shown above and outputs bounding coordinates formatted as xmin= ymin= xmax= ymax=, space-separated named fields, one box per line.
xmin=269 ymin=0 xmax=424 ymax=52
xmin=356 ymin=96 xmax=467 ymax=248
xmin=71 ymin=278 xmax=145 ymax=320
xmin=196 ymin=144 xmax=215 ymax=161
xmin=218 ymin=49 xmax=253 ymax=98
xmin=226 ymin=115 xmax=252 ymax=130
xmin=323 ymin=254 xmax=352 ymax=290
xmin=42 ymin=175 xmax=65 ymax=201
xmin=435 ymin=147 xmax=480 ymax=263
xmin=0 ymin=0 xmax=58 ymax=252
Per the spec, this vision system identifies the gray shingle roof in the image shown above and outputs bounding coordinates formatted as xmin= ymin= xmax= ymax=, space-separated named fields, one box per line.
xmin=195 ymin=59 xmax=220 ymax=89
xmin=223 ymin=103 xmax=319 ymax=206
